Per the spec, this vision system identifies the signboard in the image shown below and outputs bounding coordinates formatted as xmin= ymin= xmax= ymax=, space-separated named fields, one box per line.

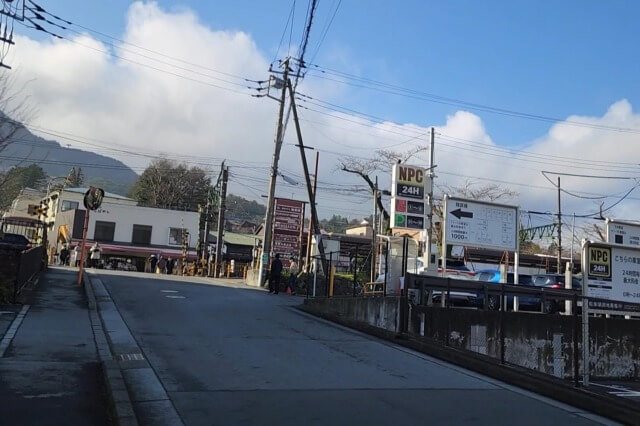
xmin=443 ymin=196 xmax=518 ymax=251
xmin=605 ymin=219 xmax=640 ymax=247
xmin=272 ymin=198 xmax=305 ymax=264
xmin=390 ymin=163 xmax=431 ymax=230
xmin=584 ymin=242 xmax=640 ymax=304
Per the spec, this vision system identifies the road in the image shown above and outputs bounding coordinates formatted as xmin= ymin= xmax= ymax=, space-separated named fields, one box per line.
xmin=96 ymin=270 xmax=612 ymax=426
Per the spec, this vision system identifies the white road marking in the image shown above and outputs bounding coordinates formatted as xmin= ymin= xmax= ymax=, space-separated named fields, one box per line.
xmin=165 ymin=295 xmax=185 ymax=299
xmin=161 ymin=290 xmax=178 ymax=293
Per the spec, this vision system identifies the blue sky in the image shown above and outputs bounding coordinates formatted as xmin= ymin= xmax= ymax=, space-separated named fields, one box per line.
xmin=10 ymin=1 xmax=640 ymax=224
xmin=42 ymin=0 xmax=640 ymax=145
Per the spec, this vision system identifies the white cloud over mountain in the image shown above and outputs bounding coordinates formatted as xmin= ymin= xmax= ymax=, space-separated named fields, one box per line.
xmin=6 ymin=1 xmax=640 ymax=227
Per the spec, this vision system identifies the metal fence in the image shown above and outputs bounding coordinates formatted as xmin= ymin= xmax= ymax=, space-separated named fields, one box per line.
xmin=0 ymin=245 xmax=45 ymax=303
xmin=404 ymin=274 xmax=640 ymax=384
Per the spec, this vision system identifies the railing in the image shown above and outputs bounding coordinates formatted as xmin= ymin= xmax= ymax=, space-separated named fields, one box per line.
xmin=404 ymin=273 xmax=640 ymax=385
xmin=0 ymin=245 xmax=45 ymax=303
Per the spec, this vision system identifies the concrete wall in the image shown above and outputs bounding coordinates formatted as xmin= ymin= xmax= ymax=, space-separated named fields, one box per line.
xmin=304 ymin=296 xmax=640 ymax=379
xmin=303 ymin=297 xmax=399 ymax=332
xmin=412 ymin=307 xmax=640 ymax=379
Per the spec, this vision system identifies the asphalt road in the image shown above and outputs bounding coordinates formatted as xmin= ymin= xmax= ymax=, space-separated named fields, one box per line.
xmin=97 ymin=270 xmax=613 ymax=426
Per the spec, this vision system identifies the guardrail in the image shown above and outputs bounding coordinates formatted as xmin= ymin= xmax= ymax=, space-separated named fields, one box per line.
xmin=404 ymin=273 xmax=640 ymax=384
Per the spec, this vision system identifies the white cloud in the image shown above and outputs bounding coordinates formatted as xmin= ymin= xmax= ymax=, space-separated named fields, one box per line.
xmin=5 ymin=1 xmax=640 ymax=225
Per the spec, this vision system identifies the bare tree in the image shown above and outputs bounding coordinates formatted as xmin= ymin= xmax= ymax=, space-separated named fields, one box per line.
xmin=339 ymin=146 xmax=427 ymax=224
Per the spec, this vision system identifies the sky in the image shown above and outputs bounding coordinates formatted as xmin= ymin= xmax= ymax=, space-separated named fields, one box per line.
xmin=4 ymin=0 xmax=640 ymax=239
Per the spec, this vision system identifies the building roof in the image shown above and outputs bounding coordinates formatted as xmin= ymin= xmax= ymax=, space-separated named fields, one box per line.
xmin=63 ymin=187 xmax=135 ymax=201
xmin=210 ymin=230 xmax=261 ymax=246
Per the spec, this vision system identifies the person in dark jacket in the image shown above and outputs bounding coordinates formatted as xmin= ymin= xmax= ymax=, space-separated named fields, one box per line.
xmin=269 ymin=254 xmax=283 ymax=294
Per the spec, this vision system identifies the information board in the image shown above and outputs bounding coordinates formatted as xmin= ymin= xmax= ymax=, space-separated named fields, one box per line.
xmin=584 ymin=242 xmax=640 ymax=304
xmin=443 ymin=196 xmax=518 ymax=251
xmin=605 ymin=219 xmax=640 ymax=247
xmin=273 ymin=198 xmax=305 ymax=264
xmin=390 ymin=163 xmax=431 ymax=230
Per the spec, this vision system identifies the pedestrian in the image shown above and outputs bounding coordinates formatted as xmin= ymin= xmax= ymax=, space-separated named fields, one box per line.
xmin=269 ymin=253 xmax=283 ymax=294
xmin=73 ymin=244 xmax=81 ymax=267
xmin=90 ymin=242 xmax=101 ymax=268
xmin=166 ymin=257 xmax=174 ymax=275
xmin=149 ymin=254 xmax=158 ymax=273
xmin=60 ymin=245 xmax=70 ymax=266
xmin=287 ymin=258 xmax=299 ymax=295
xmin=157 ymin=256 xmax=167 ymax=274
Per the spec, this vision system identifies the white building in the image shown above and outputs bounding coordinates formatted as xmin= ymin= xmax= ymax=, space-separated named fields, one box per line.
xmin=41 ymin=187 xmax=137 ymax=226
xmin=2 ymin=187 xmax=45 ymax=219
xmin=52 ymin=201 xmax=199 ymax=271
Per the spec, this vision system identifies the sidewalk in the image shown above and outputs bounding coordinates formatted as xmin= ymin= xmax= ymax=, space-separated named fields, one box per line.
xmin=0 ymin=267 xmax=110 ymax=425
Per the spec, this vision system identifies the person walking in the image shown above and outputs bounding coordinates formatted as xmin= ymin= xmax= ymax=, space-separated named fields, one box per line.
xmin=72 ymin=244 xmax=81 ymax=267
xmin=89 ymin=242 xmax=101 ymax=268
xmin=287 ymin=258 xmax=299 ymax=295
xmin=269 ymin=254 xmax=283 ymax=294
xmin=157 ymin=256 xmax=167 ymax=274
xmin=166 ymin=257 xmax=174 ymax=275
xmin=149 ymin=254 xmax=158 ymax=273
xmin=60 ymin=245 xmax=70 ymax=266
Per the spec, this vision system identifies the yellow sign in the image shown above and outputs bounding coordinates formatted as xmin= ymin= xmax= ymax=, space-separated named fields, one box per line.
xmin=588 ymin=246 xmax=611 ymax=279
xmin=396 ymin=165 xmax=425 ymax=186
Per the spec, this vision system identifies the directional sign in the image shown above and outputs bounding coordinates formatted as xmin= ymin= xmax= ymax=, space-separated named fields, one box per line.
xmin=444 ymin=196 xmax=518 ymax=251
xmin=606 ymin=219 xmax=640 ymax=247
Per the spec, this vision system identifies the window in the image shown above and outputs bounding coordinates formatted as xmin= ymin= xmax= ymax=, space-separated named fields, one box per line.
xmin=132 ymin=225 xmax=152 ymax=245
xmin=168 ymin=227 xmax=188 ymax=246
xmin=94 ymin=221 xmax=115 ymax=242
xmin=61 ymin=200 xmax=79 ymax=212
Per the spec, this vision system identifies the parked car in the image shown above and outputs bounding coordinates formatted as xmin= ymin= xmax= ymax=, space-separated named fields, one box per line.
xmin=473 ymin=270 xmax=541 ymax=311
xmin=532 ymin=274 xmax=582 ymax=313
xmin=0 ymin=232 xmax=32 ymax=251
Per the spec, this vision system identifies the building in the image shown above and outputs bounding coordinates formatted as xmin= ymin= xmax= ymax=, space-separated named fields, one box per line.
xmin=53 ymin=201 xmax=199 ymax=271
xmin=2 ymin=187 xmax=45 ymax=219
xmin=40 ymin=187 xmax=137 ymax=227
xmin=345 ymin=220 xmax=373 ymax=238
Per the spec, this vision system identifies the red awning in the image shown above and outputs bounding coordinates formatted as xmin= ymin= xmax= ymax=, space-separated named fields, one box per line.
xmin=70 ymin=240 xmax=197 ymax=260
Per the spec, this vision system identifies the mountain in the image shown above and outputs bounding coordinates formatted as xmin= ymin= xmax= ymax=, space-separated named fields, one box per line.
xmin=0 ymin=125 xmax=138 ymax=196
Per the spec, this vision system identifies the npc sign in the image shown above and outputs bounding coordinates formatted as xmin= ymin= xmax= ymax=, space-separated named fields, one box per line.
xmin=391 ymin=164 xmax=430 ymax=230
xmin=584 ymin=242 xmax=640 ymax=304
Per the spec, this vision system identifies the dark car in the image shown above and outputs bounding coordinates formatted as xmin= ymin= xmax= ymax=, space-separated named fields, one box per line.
xmin=473 ymin=270 xmax=540 ymax=311
xmin=532 ymin=274 xmax=582 ymax=313
xmin=0 ymin=232 xmax=32 ymax=250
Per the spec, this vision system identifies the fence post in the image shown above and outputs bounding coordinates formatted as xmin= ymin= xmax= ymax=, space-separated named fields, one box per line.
xmin=327 ymin=251 xmax=333 ymax=297
xmin=445 ymin=277 xmax=451 ymax=346
xmin=500 ymin=281 xmax=506 ymax=364
xmin=13 ymin=251 xmax=21 ymax=304
xmin=353 ymin=245 xmax=358 ymax=297
xmin=383 ymin=241 xmax=389 ymax=297
xmin=483 ymin=283 xmax=488 ymax=310
xmin=573 ymin=292 xmax=579 ymax=387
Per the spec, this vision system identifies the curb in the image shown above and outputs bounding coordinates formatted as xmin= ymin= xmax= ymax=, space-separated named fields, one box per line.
xmin=299 ymin=304 xmax=640 ymax=426
xmin=83 ymin=272 xmax=139 ymax=426
xmin=0 ymin=304 xmax=29 ymax=357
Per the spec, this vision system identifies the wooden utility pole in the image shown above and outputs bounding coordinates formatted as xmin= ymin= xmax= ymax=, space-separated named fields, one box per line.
xmin=287 ymin=78 xmax=327 ymax=273
xmin=371 ymin=177 xmax=378 ymax=282
xmin=305 ymin=151 xmax=319 ymax=272
xmin=258 ymin=58 xmax=290 ymax=285
xmin=214 ymin=165 xmax=228 ymax=277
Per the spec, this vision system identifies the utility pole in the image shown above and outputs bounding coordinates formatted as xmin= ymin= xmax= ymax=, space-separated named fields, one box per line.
xmin=305 ymin=151 xmax=319 ymax=272
xmin=202 ymin=187 xmax=212 ymax=276
xmin=214 ymin=165 xmax=228 ymax=277
xmin=427 ymin=127 xmax=435 ymax=265
xmin=557 ymin=176 xmax=562 ymax=274
xmin=371 ymin=177 xmax=378 ymax=282
xmin=258 ymin=58 xmax=290 ymax=285
xmin=287 ymin=77 xmax=327 ymax=273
